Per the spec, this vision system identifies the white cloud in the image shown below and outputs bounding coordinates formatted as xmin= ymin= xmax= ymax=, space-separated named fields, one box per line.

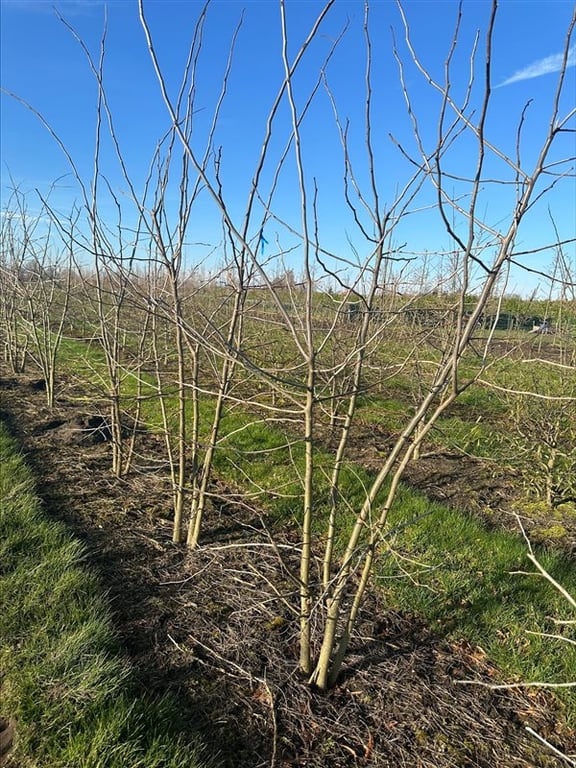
xmin=0 ymin=209 xmax=50 ymax=225
xmin=498 ymin=44 xmax=576 ymax=87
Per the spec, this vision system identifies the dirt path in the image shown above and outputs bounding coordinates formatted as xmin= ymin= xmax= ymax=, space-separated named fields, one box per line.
xmin=1 ymin=369 xmax=573 ymax=767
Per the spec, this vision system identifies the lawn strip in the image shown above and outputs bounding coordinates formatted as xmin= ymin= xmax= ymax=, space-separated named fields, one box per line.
xmin=0 ymin=419 xmax=211 ymax=768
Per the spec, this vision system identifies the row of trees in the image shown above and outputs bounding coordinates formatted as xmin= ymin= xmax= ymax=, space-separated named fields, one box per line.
xmin=1 ymin=0 xmax=574 ymax=697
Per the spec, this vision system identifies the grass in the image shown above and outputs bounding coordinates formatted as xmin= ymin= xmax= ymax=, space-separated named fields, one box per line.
xmin=376 ymin=489 xmax=576 ymax=723
xmin=0 ymin=419 xmax=212 ymax=768
xmin=55 ymin=307 xmax=575 ymax=471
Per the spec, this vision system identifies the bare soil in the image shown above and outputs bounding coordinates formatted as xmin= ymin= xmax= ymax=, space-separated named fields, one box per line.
xmin=1 ymin=368 xmax=574 ymax=767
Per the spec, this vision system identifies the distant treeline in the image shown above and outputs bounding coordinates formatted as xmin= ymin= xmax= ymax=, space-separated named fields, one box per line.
xmin=341 ymin=302 xmax=551 ymax=331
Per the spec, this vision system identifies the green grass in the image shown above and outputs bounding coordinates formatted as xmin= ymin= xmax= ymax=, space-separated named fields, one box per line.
xmin=376 ymin=488 xmax=576 ymax=722
xmin=0 ymin=420 xmax=211 ymax=768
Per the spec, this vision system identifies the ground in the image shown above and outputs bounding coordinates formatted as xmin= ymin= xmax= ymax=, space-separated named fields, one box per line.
xmin=0 ymin=368 xmax=574 ymax=767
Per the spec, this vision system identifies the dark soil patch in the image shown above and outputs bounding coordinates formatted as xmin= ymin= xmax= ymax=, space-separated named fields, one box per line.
xmin=0 ymin=368 xmax=574 ymax=767
xmin=0 ymin=717 xmax=16 ymax=768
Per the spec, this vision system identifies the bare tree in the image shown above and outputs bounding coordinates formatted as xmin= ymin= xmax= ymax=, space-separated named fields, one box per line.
xmin=0 ymin=186 xmax=74 ymax=405
xmin=3 ymin=0 xmax=573 ymax=700
xmin=310 ymin=1 xmax=575 ymax=690
xmin=0 ymin=190 xmax=31 ymax=374
xmin=138 ymin=0 xmax=575 ymax=689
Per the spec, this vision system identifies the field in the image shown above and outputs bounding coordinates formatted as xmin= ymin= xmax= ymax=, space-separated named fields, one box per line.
xmin=0 ymin=412 xmax=209 ymax=768
xmin=1 ymin=283 xmax=575 ymax=767
xmin=2 ymin=0 xmax=575 ymax=763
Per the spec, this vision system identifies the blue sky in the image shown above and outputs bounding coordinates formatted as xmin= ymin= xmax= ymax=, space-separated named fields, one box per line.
xmin=1 ymin=0 xmax=575 ymax=297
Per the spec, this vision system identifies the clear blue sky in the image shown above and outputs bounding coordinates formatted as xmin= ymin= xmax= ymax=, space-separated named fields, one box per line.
xmin=1 ymin=0 xmax=575 ymax=297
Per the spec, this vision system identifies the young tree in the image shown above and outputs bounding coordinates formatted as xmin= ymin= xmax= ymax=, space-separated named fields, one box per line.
xmin=0 ymin=186 xmax=73 ymax=405
xmin=142 ymin=0 xmax=574 ymax=689
xmin=4 ymin=0 xmax=573 ymax=697
xmin=0 ymin=190 xmax=31 ymax=374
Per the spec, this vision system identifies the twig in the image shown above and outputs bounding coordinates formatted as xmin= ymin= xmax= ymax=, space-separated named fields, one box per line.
xmin=525 ymin=726 xmax=576 ymax=766
xmin=525 ymin=630 xmax=576 ymax=646
xmin=455 ymin=679 xmax=576 ymax=689
xmin=524 ymin=552 xmax=576 ymax=609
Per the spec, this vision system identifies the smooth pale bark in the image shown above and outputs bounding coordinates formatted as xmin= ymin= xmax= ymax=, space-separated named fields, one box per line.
xmin=299 ymin=369 xmax=315 ymax=675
